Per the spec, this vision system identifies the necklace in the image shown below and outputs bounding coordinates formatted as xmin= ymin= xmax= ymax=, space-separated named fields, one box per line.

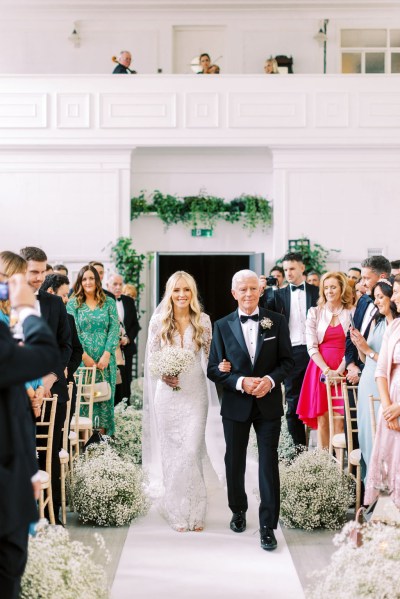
xmin=328 ymin=305 xmax=343 ymax=317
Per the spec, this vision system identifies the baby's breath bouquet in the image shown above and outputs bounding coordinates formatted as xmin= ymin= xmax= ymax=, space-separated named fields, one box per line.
xmin=70 ymin=444 xmax=149 ymax=526
xmin=249 ymin=412 xmax=298 ymax=464
xmin=150 ymin=346 xmax=195 ymax=391
xmin=130 ymin=376 xmax=144 ymax=409
xmin=307 ymin=521 xmax=400 ymax=598
xmin=20 ymin=524 xmax=108 ymax=599
xmin=280 ymin=449 xmax=355 ymax=530
xmin=112 ymin=399 xmax=142 ymax=464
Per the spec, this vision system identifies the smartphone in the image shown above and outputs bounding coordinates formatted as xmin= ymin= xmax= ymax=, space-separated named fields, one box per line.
xmin=349 ymin=313 xmax=355 ymax=328
xmin=0 ymin=282 xmax=9 ymax=301
xmin=320 ymin=373 xmax=326 ymax=384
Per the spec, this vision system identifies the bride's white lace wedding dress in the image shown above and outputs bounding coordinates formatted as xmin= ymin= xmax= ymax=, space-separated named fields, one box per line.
xmin=145 ymin=312 xmax=218 ymax=531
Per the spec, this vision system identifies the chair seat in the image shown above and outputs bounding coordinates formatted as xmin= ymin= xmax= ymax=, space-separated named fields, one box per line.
xmin=39 ymin=470 xmax=50 ymax=484
xmin=349 ymin=448 xmax=361 ymax=466
xmin=59 ymin=448 xmax=69 ymax=460
xmin=332 ymin=432 xmax=346 ymax=449
xmin=70 ymin=417 xmax=92 ymax=429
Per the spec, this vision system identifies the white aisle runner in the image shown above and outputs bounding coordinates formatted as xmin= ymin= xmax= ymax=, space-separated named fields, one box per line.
xmin=112 ymin=412 xmax=305 ymax=599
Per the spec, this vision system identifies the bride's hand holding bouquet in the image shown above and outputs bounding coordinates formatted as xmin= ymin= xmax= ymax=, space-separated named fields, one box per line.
xmin=150 ymin=345 xmax=195 ymax=391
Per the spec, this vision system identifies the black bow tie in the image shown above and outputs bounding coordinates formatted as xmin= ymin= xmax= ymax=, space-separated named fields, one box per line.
xmin=116 ymin=297 xmax=122 ymax=302
xmin=291 ymin=284 xmax=305 ymax=292
xmin=240 ymin=314 xmax=259 ymax=323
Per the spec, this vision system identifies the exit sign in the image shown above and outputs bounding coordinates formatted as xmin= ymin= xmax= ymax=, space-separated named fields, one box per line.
xmin=191 ymin=228 xmax=213 ymax=237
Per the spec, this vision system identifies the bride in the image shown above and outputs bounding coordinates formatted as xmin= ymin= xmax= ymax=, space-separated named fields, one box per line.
xmin=143 ymin=270 xmax=218 ymax=532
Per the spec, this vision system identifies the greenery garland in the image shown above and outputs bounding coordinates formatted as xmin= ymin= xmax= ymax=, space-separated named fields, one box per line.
xmin=131 ymin=190 xmax=273 ymax=232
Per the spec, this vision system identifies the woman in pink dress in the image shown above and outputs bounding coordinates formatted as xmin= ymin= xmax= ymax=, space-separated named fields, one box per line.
xmin=297 ymin=272 xmax=354 ymax=449
xmin=365 ymin=275 xmax=400 ymax=508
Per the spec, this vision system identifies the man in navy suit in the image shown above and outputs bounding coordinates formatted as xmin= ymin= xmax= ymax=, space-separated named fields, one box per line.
xmin=208 ymin=270 xmax=293 ymax=551
xmin=259 ymin=252 xmax=319 ymax=447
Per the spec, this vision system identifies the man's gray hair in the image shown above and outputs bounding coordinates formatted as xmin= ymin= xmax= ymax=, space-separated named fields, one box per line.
xmin=232 ymin=269 xmax=259 ymax=290
xmin=108 ymin=272 xmax=124 ymax=283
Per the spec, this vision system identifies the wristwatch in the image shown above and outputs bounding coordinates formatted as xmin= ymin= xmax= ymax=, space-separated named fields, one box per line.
xmin=369 ymin=351 xmax=375 ymax=359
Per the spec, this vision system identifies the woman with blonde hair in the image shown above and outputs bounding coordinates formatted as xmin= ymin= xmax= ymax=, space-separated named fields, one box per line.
xmin=144 ymin=270 xmax=218 ymax=532
xmin=297 ymin=271 xmax=355 ymax=449
xmin=0 ymin=251 xmax=27 ymax=323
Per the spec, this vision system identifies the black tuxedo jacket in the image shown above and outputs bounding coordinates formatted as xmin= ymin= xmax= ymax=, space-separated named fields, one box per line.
xmin=67 ymin=313 xmax=83 ymax=382
xmin=38 ymin=289 xmax=72 ymax=402
xmin=207 ymin=308 xmax=294 ymax=422
xmin=0 ymin=316 xmax=59 ymax=535
xmin=112 ymin=64 xmax=137 ymax=74
xmin=260 ymin=282 xmax=319 ymax=322
xmin=345 ymin=293 xmax=374 ymax=368
xmin=118 ymin=295 xmax=140 ymax=356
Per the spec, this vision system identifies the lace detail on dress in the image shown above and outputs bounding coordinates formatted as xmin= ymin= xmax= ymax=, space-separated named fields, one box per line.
xmin=147 ymin=311 xmax=217 ymax=531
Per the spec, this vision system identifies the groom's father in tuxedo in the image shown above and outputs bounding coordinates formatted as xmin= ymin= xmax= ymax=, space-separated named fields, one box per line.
xmin=208 ymin=270 xmax=293 ymax=551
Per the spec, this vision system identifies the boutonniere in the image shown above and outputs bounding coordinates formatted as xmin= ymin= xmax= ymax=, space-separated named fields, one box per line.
xmin=260 ymin=317 xmax=273 ymax=330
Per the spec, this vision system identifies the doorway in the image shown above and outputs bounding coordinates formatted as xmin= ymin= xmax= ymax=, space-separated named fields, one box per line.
xmin=157 ymin=253 xmax=264 ymax=322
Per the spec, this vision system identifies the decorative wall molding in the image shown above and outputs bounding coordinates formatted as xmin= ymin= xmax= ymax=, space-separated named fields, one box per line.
xmin=0 ymin=93 xmax=47 ymax=128
xmin=56 ymin=93 xmax=90 ymax=128
xmin=228 ymin=92 xmax=306 ymax=128
xmin=99 ymin=93 xmax=176 ymax=129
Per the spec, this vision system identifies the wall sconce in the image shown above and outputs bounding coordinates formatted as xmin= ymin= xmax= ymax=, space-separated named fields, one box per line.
xmin=68 ymin=23 xmax=80 ymax=48
xmin=315 ymin=19 xmax=329 ymax=74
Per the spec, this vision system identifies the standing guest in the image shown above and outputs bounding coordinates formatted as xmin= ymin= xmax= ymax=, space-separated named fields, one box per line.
xmin=264 ymin=58 xmax=279 ymax=74
xmin=41 ymin=274 xmax=83 ymax=414
xmin=198 ymin=53 xmax=211 ymax=73
xmin=297 ymin=272 xmax=354 ymax=449
xmin=347 ymin=267 xmax=362 ymax=283
xmin=53 ymin=264 xmax=68 ymax=276
xmin=0 ymin=274 xmax=58 ymax=599
xmin=45 ymin=264 xmax=53 ymax=275
xmin=270 ymin=266 xmax=286 ymax=288
xmin=122 ymin=282 xmax=138 ymax=300
xmin=365 ymin=274 xmax=400 ymax=509
xmin=259 ymin=252 xmax=319 ymax=447
xmin=391 ymin=260 xmax=400 ymax=276
xmin=306 ymin=271 xmax=321 ymax=287
xmin=144 ymin=271 xmax=216 ymax=532
xmin=351 ymin=280 xmax=397 ymax=481
xmin=67 ymin=265 xmax=119 ymax=435
xmin=107 ymin=273 xmax=140 ymax=400
xmin=112 ymin=51 xmax=137 ymax=74
xmin=89 ymin=261 xmax=115 ymax=300
xmin=208 ymin=270 xmax=293 ymax=551
xmin=355 ymin=278 xmax=367 ymax=300
xmin=20 ymin=246 xmax=72 ymax=525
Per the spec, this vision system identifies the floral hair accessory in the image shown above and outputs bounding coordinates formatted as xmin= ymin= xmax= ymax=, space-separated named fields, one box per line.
xmin=377 ymin=278 xmax=392 ymax=287
xmin=260 ymin=317 xmax=273 ymax=330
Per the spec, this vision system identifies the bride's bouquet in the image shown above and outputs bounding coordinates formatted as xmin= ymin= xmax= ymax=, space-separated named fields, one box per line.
xmin=150 ymin=346 xmax=195 ymax=391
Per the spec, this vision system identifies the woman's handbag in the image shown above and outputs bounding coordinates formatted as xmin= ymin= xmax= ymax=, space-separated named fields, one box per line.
xmin=92 ymin=370 xmax=112 ymax=403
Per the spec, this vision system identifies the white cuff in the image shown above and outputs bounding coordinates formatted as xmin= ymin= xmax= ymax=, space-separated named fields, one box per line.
xmin=236 ymin=376 xmax=245 ymax=393
xmin=19 ymin=308 xmax=40 ymax=325
xmin=264 ymin=375 xmax=275 ymax=390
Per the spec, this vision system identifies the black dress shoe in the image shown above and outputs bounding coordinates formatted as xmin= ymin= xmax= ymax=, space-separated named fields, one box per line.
xmin=260 ymin=527 xmax=277 ymax=551
xmin=230 ymin=511 xmax=246 ymax=533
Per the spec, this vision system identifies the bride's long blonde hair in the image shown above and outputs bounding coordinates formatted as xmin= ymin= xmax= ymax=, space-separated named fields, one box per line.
xmin=160 ymin=271 xmax=204 ymax=351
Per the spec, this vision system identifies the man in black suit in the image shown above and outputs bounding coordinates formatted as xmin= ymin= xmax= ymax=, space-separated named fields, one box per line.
xmin=208 ymin=270 xmax=293 ymax=551
xmin=259 ymin=252 xmax=319 ymax=447
xmin=0 ymin=274 xmax=59 ymax=599
xmin=108 ymin=273 xmax=140 ymax=400
xmin=112 ymin=51 xmax=137 ymax=74
xmin=20 ymin=247 xmax=72 ymax=524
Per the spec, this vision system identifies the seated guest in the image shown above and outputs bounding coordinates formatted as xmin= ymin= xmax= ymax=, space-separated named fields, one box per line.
xmin=198 ymin=53 xmax=211 ymax=74
xmin=365 ymin=275 xmax=400 ymax=509
xmin=306 ymin=271 xmax=321 ymax=287
xmin=122 ymin=282 xmax=138 ymax=299
xmin=67 ymin=265 xmax=119 ymax=435
xmin=351 ymin=279 xmax=397 ymax=482
xmin=112 ymin=51 xmax=137 ymax=74
xmin=347 ymin=267 xmax=361 ymax=283
xmin=264 ymin=58 xmax=279 ymax=74
xmin=53 ymin=264 xmax=68 ymax=276
xmin=207 ymin=64 xmax=220 ymax=74
xmin=89 ymin=261 xmax=115 ymax=299
xmin=391 ymin=260 xmax=400 ymax=276
xmin=297 ymin=272 xmax=354 ymax=449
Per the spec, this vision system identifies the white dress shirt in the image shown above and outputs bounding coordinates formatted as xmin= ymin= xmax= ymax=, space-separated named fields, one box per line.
xmin=360 ymin=301 xmax=377 ymax=336
xmin=116 ymin=297 xmax=125 ymax=323
xmin=288 ymin=285 xmax=307 ymax=346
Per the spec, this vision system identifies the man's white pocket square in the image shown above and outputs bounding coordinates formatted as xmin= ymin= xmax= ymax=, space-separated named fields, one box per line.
xmin=263 ymin=336 xmax=276 ymax=342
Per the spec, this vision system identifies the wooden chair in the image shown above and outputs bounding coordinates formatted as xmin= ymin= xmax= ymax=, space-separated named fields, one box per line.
xmin=70 ymin=365 xmax=96 ymax=453
xmin=59 ymin=382 xmax=73 ymax=526
xmin=325 ymin=375 xmax=346 ymax=468
xmin=343 ymin=382 xmax=361 ymax=510
xmin=36 ymin=395 xmax=57 ymax=524
xmin=369 ymin=394 xmax=381 ymax=441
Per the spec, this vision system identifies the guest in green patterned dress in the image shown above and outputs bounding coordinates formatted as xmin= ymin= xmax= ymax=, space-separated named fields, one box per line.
xmin=67 ymin=265 xmax=119 ymax=435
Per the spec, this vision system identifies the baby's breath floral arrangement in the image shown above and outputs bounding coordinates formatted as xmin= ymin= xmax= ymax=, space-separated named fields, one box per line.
xmin=250 ymin=412 xmax=298 ymax=464
xmin=130 ymin=376 xmax=144 ymax=409
xmin=307 ymin=521 xmax=400 ymax=598
xmin=70 ymin=444 xmax=149 ymax=526
xmin=112 ymin=400 xmax=142 ymax=464
xmin=20 ymin=523 xmax=109 ymax=599
xmin=280 ymin=449 xmax=355 ymax=530
xmin=150 ymin=346 xmax=195 ymax=391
